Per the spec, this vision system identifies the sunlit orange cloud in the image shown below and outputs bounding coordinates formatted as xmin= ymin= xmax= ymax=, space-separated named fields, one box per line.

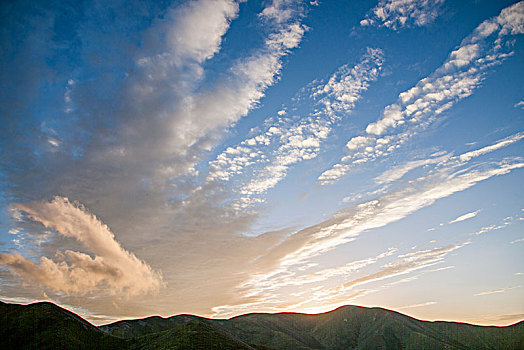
xmin=0 ymin=197 xmax=163 ymax=297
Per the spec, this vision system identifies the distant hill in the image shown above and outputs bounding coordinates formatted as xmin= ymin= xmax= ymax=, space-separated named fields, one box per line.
xmin=2 ymin=301 xmax=523 ymax=349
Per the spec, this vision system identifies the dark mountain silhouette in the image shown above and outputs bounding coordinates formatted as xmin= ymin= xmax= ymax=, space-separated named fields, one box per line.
xmin=0 ymin=301 xmax=125 ymax=349
xmin=2 ymin=301 xmax=523 ymax=349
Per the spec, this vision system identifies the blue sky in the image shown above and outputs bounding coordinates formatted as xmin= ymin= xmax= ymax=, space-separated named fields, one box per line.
xmin=1 ymin=0 xmax=523 ymax=326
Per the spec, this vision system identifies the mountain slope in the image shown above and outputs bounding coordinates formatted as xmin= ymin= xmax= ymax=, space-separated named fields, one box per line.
xmin=100 ymin=314 xmax=203 ymax=339
xmin=2 ymin=301 xmax=523 ymax=349
xmin=103 ymin=305 xmax=524 ymax=350
xmin=214 ymin=306 xmax=524 ymax=349
xmin=0 ymin=301 xmax=125 ymax=350
xmin=130 ymin=319 xmax=258 ymax=350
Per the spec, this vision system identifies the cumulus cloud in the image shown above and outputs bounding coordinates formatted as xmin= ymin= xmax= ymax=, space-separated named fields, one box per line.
xmin=0 ymin=197 xmax=162 ymax=297
xmin=208 ymin=48 xmax=384 ymax=208
xmin=360 ymin=0 xmax=445 ymax=30
xmin=167 ymin=0 xmax=239 ymax=64
xmin=320 ymin=2 xmax=524 ymax=184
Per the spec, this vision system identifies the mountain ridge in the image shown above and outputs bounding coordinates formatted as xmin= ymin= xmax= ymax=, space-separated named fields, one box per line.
xmin=2 ymin=301 xmax=523 ymax=349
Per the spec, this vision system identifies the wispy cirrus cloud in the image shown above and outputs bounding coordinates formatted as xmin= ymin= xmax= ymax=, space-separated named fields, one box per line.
xmin=221 ymin=241 xmax=465 ymax=318
xmin=275 ymin=145 xmax=524 ymax=272
xmin=474 ymin=285 xmax=521 ymax=296
xmin=319 ymin=2 xmax=524 ymax=185
xmin=396 ymin=301 xmax=437 ymax=310
xmin=339 ymin=243 xmax=467 ymax=290
xmin=241 ymin=247 xmax=398 ymax=294
xmin=374 ymin=153 xmax=450 ymax=185
xmin=458 ymin=132 xmax=524 ymax=163
xmin=360 ymin=0 xmax=445 ymax=30
xmin=210 ymin=137 xmax=524 ymax=315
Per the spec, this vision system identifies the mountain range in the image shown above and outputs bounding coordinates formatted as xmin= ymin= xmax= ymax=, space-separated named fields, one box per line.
xmin=1 ymin=301 xmax=523 ymax=349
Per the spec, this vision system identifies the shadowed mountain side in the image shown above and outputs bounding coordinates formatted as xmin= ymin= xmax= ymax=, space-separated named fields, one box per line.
xmin=0 ymin=301 xmax=126 ymax=350
xmin=0 ymin=301 xmax=263 ymax=350
xmin=102 ymin=305 xmax=524 ymax=350
xmin=128 ymin=319 xmax=272 ymax=350
xmin=215 ymin=306 xmax=524 ymax=349
xmin=100 ymin=314 xmax=204 ymax=339
xmin=2 ymin=301 xmax=523 ymax=349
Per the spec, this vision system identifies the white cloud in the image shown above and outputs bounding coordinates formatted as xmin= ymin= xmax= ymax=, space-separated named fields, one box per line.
xmin=346 ymin=136 xmax=375 ymax=151
xmin=317 ymin=163 xmax=352 ymax=185
xmin=449 ymin=210 xmax=481 ymax=224
xmin=320 ymin=3 xmax=524 ymax=185
xmin=510 ymin=237 xmax=524 ymax=244
xmin=167 ymin=0 xmax=239 ymax=64
xmin=0 ymin=197 xmax=163 ymax=297
xmin=312 ymin=48 xmax=385 ymax=117
xmin=208 ymin=48 xmax=384 ymax=208
xmin=100 ymin=0 xmax=308 ymax=191
xmin=361 ymin=0 xmax=446 ymax=30
xmin=259 ymin=0 xmax=303 ymax=24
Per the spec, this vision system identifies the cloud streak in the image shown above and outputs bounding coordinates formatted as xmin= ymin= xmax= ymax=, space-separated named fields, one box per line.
xmin=474 ymin=285 xmax=521 ymax=296
xmin=396 ymin=301 xmax=437 ymax=310
xmin=449 ymin=210 xmax=481 ymax=224
xmin=340 ymin=243 xmax=466 ymax=290
xmin=215 ymin=138 xmax=524 ymax=314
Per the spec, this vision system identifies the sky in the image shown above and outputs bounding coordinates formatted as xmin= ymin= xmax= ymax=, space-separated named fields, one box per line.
xmin=0 ymin=0 xmax=523 ymax=326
